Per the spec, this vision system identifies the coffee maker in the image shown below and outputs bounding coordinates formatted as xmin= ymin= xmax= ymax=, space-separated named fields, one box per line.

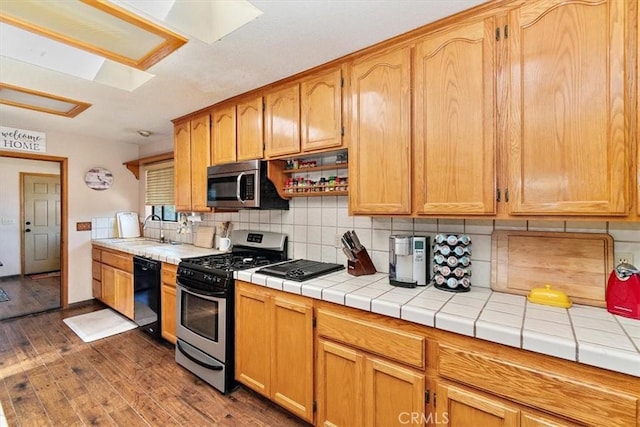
xmin=389 ymin=235 xmax=428 ymax=288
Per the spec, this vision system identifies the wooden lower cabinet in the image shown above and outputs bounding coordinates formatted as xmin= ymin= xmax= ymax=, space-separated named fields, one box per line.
xmin=317 ymin=339 xmax=364 ymax=427
xmin=100 ymin=264 xmax=133 ymax=319
xmin=160 ymin=262 xmax=178 ymax=344
xmin=436 ymin=381 xmax=519 ymax=427
xmin=435 ymin=381 xmax=586 ymax=427
xmin=91 ymin=245 xmax=134 ymax=320
xmin=316 ymin=339 xmax=425 ymax=427
xmin=235 ymin=281 xmax=314 ymax=423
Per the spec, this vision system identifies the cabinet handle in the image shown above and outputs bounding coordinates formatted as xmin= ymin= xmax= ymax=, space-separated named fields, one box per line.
xmin=505 ymin=188 xmax=509 ymax=202
xmin=495 ymin=27 xmax=500 ymax=41
xmin=496 ymin=188 xmax=501 ymax=202
xmin=504 ymin=25 xmax=508 ymax=39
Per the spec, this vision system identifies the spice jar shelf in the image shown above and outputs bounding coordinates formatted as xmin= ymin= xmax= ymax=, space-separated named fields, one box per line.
xmin=282 ymin=163 xmax=348 ymax=173
xmin=283 ymin=188 xmax=348 ymax=197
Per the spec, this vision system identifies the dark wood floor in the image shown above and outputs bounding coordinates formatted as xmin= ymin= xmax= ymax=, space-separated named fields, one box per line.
xmin=0 ymin=274 xmax=61 ymax=321
xmin=0 ymin=302 xmax=310 ymax=426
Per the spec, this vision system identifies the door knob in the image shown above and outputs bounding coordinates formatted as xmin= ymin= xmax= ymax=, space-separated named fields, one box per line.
xmin=25 ymin=228 xmax=31 ymax=232
xmin=26 ymin=221 xmax=31 ymax=225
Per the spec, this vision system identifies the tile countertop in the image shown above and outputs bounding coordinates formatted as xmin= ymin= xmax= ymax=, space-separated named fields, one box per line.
xmin=92 ymin=238 xmax=224 ymax=264
xmin=235 ymin=267 xmax=640 ymax=378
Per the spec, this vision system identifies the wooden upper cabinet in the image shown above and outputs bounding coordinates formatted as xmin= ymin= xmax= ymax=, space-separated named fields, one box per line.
xmin=349 ymin=47 xmax=412 ymax=215
xmin=237 ymin=96 xmax=264 ymax=161
xmin=506 ymin=0 xmax=628 ymax=216
xmin=414 ymin=17 xmax=497 ymax=215
xmin=189 ymin=114 xmax=211 ymax=211
xmin=264 ymin=84 xmax=301 ymax=158
xmin=173 ymin=113 xmax=211 ymax=212
xmin=173 ymin=120 xmax=192 ymax=212
xmin=211 ymin=104 xmax=237 ymax=165
xmin=301 ymin=67 xmax=343 ymax=152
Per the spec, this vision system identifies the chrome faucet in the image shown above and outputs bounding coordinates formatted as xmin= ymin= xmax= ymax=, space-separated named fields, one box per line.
xmin=143 ymin=214 xmax=164 ymax=243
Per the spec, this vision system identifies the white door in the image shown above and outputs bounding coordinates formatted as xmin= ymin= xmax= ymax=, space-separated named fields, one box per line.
xmin=23 ymin=174 xmax=61 ymax=275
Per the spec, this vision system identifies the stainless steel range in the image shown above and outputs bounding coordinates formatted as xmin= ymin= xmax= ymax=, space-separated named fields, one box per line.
xmin=175 ymin=230 xmax=288 ymax=393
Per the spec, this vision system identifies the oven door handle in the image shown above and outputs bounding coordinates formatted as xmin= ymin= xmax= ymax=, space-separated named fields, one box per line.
xmin=177 ymin=281 xmax=227 ymax=299
xmin=177 ymin=342 xmax=223 ymax=371
xmin=236 ymin=172 xmax=246 ymax=204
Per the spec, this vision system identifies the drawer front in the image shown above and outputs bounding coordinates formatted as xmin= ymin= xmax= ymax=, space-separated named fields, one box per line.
xmin=161 ymin=263 xmax=177 ymax=286
xmin=100 ymin=250 xmax=133 ymax=273
xmin=316 ymin=308 xmax=425 ymax=369
xmin=438 ymin=344 xmax=638 ymax=427
xmin=91 ymin=247 xmax=101 ymax=261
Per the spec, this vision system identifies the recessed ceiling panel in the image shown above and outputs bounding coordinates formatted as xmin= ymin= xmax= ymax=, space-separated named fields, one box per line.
xmin=0 ymin=0 xmax=188 ymax=69
xmin=0 ymin=83 xmax=91 ymax=117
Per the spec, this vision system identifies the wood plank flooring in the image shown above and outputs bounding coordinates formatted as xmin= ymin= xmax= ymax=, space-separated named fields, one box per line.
xmin=0 ymin=302 xmax=310 ymax=426
xmin=0 ymin=275 xmax=61 ymax=321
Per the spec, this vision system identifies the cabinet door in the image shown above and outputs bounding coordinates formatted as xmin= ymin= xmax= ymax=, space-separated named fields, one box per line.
xmin=301 ymin=67 xmax=343 ymax=152
xmin=160 ymin=283 xmax=176 ymax=344
xmin=364 ymin=356 xmax=425 ymax=427
xmin=436 ymin=382 xmax=519 ymax=427
xmin=237 ymin=96 xmax=264 ymax=161
xmin=265 ymin=84 xmax=300 ymax=158
xmin=349 ymin=47 xmax=412 ymax=214
xmin=414 ymin=17 xmax=497 ymax=215
xmin=114 ymin=269 xmax=133 ymax=319
xmin=100 ymin=264 xmax=115 ymax=308
xmin=270 ymin=294 xmax=314 ymax=422
xmin=235 ymin=285 xmax=271 ymax=397
xmin=317 ymin=339 xmax=364 ymax=427
xmin=174 ymin=120 xmax=192 ymax=212
xmin=507 ymin=0 xmax=628 ymax=215
xmin=190 ymin=114 xmax=211 ymax=212
xmin=211 ymin=105 xmax=237 ymax=165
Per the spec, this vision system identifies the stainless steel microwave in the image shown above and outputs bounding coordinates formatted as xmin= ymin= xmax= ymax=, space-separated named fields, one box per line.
xmin=206 ymin=160 xmax=289 ymax=210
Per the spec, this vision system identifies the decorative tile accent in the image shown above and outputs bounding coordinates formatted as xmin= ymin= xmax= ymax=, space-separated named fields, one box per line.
xmin=578 ymin=342 xmax=640 ymax=376
xmin=435 ymin=311 xmax=475 ymax=337
xmin=371 ymin=299 xmax=401 ymax=318
xmin=476 ymin=320 xmax=521 ymax=348
xmin=401 ymin=305 xmax=437 ymax=327
xmin=523 ymin=329 xmax=576 ymax=361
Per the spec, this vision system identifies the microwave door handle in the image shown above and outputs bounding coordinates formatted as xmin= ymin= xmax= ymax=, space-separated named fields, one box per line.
xmin=236 ymin=172 xmax=246 ymax=204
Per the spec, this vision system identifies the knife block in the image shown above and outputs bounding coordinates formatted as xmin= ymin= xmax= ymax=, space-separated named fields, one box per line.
xmin=347 ymin=248 xmax=377 ymax=276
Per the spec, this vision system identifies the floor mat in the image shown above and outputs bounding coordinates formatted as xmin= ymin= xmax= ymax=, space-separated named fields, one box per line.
xmin=0 ymin=288 xmax=9 ymax=302
xmin=63 ymin=308 xmax=137 ymax=343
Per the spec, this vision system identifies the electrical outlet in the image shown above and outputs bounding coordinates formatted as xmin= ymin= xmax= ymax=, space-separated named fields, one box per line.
xmin=616 ymin=252 xmax=634 ymax=266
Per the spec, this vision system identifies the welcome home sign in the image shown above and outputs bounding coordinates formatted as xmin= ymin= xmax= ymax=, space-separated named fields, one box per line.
xmin=0 ymin=126 xmax=46 ymax=153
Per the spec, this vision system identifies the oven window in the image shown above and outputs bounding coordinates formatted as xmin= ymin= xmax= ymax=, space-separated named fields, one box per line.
xmin=181 ymin=292 xmax=219 ymax=342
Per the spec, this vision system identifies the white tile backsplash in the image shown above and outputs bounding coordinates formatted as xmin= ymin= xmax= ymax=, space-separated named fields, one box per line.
xmin=198 ymin=202 xmax=640 ymax=306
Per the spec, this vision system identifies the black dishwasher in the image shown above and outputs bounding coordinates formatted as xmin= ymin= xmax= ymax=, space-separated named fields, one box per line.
xmin=133 ymin=256 xmax=161 ymax=340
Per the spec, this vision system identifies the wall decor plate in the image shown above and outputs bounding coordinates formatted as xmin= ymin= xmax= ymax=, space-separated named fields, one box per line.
xmin=84 ymin=167 xmax=113 ymax=190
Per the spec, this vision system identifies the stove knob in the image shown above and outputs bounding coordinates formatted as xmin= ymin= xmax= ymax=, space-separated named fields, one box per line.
xmin=203 ymin=274 xmax=213 ymax=283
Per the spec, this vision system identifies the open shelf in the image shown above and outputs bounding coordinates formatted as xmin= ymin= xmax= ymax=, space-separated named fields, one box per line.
xmin=284 ymin=190 xmax=348 ymax=197
xmin=282 ymin=163 xmax=348 ymax=174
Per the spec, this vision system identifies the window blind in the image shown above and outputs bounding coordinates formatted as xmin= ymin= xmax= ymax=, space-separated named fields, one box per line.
xmin=145 ymin=163 xmax=174 ymax=205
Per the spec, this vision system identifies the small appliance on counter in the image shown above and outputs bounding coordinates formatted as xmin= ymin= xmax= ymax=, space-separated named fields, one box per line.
xmin=606 ymin=262 xmax=640 ymax=319
xmin=433 ymin=234 xmax=472 ymax=292
xmin=257 ymin=259 xmax=344 ymax=281
xmin=389 ymin=235 xmax=428 ymax=288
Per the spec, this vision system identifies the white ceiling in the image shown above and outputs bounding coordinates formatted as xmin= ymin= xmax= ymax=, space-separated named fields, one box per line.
xmin=0 ymin=0 xmax=487 ymax=148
